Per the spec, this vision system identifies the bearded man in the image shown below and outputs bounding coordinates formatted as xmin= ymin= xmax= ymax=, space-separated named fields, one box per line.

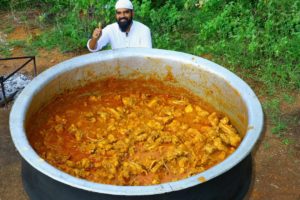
xmin=87 ymin=0 xmax=152 ymax=51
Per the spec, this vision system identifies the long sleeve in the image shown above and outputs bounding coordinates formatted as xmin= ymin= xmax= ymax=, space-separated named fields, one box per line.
xmin=87 ymin=26 xmax=111 ymax=52
xmin=143 ymin=27 xmax=152 ymax=48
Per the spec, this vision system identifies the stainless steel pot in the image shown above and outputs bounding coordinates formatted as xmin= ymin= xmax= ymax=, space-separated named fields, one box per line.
xmin=10 ymin=48 xmax=263 ymax=200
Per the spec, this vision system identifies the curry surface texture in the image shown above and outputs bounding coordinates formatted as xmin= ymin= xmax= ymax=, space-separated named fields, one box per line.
xmin=27 ymin=78 xmax=242 ymax=186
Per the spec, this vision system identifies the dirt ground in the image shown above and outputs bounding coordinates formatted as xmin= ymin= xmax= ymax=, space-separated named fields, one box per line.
xmin=0 ymin=12 xmax=299 ymax=200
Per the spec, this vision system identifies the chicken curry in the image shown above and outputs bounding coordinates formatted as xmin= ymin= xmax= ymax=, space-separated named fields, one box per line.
xmin=27 ymin=78 xmax=242 ymax=186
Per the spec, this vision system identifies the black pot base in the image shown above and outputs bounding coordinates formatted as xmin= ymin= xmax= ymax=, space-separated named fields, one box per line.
xmin=22 ymin=154 xmax=252 ymax=200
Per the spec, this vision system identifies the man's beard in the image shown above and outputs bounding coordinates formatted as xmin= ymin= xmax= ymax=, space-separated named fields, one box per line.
xmin=117 ymin=17 xmax=133 ymax=32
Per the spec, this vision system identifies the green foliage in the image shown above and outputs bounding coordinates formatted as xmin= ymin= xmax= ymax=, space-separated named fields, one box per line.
xmin=263 ymin=141 xmax=270 ymax=150
xmin=194 ymin=0 xmax=300 ymax=92
xmin=262 ymin=96 xmax=298 ymax=144
xmin=0 ymin=45 xmax=12 ymax=57
xmin=3 ymin=26 xmax=15 ymax=34
xmin=283 ymin=94 xmax=295 ymax=104
xmin=282 ymin=138 xmax=294 ymax=146
xmin=0 ymin=0 xmax=10 ymax=10
xmin=263 ymin=98 xmax=281 ymax=121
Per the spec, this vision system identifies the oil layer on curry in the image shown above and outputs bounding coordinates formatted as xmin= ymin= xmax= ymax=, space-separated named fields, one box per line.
xmin=27 ymin=78 xmax=242 ymax=186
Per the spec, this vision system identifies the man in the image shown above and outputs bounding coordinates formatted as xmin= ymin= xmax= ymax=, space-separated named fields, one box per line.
xmin=87 ymin=0 xmax=152 ymax=52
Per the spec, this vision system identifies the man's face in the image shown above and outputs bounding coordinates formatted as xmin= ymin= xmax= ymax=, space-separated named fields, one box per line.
xmin=116 ymin=8 xmax=133 ymax=32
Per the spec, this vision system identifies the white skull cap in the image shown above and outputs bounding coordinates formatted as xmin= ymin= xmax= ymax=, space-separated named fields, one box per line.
xmin=115 ymin=0 xmax=133 ymax=10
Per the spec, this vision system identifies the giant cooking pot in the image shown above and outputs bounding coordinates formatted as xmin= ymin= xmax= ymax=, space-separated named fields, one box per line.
xmin=9 ymin=48 xmax=263 ymax=200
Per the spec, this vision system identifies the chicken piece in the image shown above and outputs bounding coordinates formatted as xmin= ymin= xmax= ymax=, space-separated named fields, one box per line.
xmin=194 ymin=133 xmax=206 ymax=143
xmin=88 ymin=95 xmax=98 ymax=102
xmin=178 ymin=157 xmax=189 ymax=168
xmin=203 ymin=143 xmax=216 ymax=154
xmin=107 ymin=108 xmax=121 ymax=119
xmin=114 ymin=140 xmax=129 ymax=153
xmin=154 ymin=116 xmax=174 ymax=125
xmin=185 ymin=104 xmax=193 ymax=113
xmin=66 ymin=160 xmax=75 ymax=167
xmin=166 ymin=120 xmax=181 ymax=131
xmin=96 ymin=111 xmax=108 ymax=120
xmin=84 ymin=112 xmax=94 ymax=118
xmin=129 ymin=162 xmax=147 ymax=175
xmin=114 ymin=94 xmax=121 ymax=101
xmin=219 ymin=133 xmax=230 ymax=144
xmin=68 ymin=124 xmax=77 ymax=133
xmin=200 ymin=153 xmax=209 ymax=165
xmin=136 ymin=133 xmax=149 ymax=142
xmin=171 ymin=135 xmax=180 ymax=144
xmin=217 ymin=151 xmax=226 ymax=160
xmin=77 ymin=158 xmax=90 ymax=169
xmin=169 ymin=98 xmax=189 ymax=105
xmin=180 ymin=123 xmax=189 ymax=130
xmin=116 ymin=106 xmax=125 ymax=113
xmin=109 ymin=167 xmax=117 ymax=175
xmin=173 ymin=109 xmax=184 ymax=117
xmin=147 ymin=98 xmax=158 ymax=108
xmin=107 ymin=134 xmax=117 ymax=143
xmin=151 ymin=178 xmax=160 ymax=185
xmin=140 ymin=108 xmax=153 ymax=119
xmin=195 ymin=106 xmax=209 ymax=117
xmin=122 ymin=96 xmax=135 ymax=106
xmin=84 ymin=142 xmax=97 ymax=154
xmin=75 ymin=131 xmax=82 ymax=141
xmin=205 ymin=127 xmax=219 ymax=139
xmin=213 ymin=137 xmax=226 ymax=151
xmin=110 ymin=156 xmax=120 ymax=167
xmin=179 ymin=167 xmax=185 ymax=174
xmin=166 ymin=148 xmax=189 ymax=161
xmin=208 ymin=112 xmax=219 ymax=127
xmin=88 ymin=117 xmax=96 ymax=123
xmin=76 ymin=121 xmax=83 ymax=128
xmin=186 ymin=128 xmax=200 ymax=136
xmin=67 ymin=124 xmax=82 ymax=141
xmin=129 ymin=146 xmax=136 ymax=157
xmin=219 ymin=121 xmax=236 ymax=136
xmin=133 ymin=127 xmax=145 ymax=136
xmin=54 ymin=124 xmax=64 ymax=133
xmin=94 ymin=162 xmax=102 ymax=168
xmin=147 ymin=120 xmax=164 ymax=130
xmin=65 ymin=110 xmax=76 ymax=116
xmin=107 ymin=120 xmax=116 ymax=131
xmin=219 ymin=117 xmax=241 ymax=147
xmin=150 ymin=160 xmax=163 ymax=173
xmin=161 ymin=106 xmax=174 ymax=116
xmin=55 ymin=115 xmax=67 ymax=124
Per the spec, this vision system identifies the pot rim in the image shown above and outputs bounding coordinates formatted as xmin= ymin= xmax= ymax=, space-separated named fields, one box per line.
xmin=9 ymin=48 xmax=263 ymax=196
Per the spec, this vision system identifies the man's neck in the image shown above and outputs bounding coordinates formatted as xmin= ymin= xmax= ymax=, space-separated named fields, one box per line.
xmin=125 ymin=21 xmax=133 ymax=34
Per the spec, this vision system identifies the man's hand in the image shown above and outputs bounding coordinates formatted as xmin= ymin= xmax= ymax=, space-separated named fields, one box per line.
xmin=89 ymin=23 xmax=103 ymax=50
xmin=92 ymin=22 xmax=102 ymax=39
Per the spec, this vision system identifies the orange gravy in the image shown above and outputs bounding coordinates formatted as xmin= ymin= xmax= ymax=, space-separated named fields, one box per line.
xmin=27 ymin=78 xmax=241 ymax=186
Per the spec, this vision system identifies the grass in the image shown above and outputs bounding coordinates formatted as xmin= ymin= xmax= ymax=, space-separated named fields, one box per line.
xmin=282 ymin=138 xmax=294 ymax=146
xmin=283 ymin=94 xmax=296 ymax=104
xmin=263 ymin=141 xmax=270 ymax=150
xmin=262 ymin=93 xmax=298 ymax=144
xmin=2 ymin=25 xmax=15 ymax=34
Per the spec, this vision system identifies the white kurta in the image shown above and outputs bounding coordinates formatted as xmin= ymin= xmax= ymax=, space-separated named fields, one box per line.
xmin=87 ymin=20 xmax=152 ymax=51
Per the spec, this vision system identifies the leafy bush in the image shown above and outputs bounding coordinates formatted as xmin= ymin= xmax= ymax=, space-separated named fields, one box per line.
xmin=192 ymin=0 xmax=300 ymax=91
xmin=1 ymin=0 xmax=10 ymax=10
